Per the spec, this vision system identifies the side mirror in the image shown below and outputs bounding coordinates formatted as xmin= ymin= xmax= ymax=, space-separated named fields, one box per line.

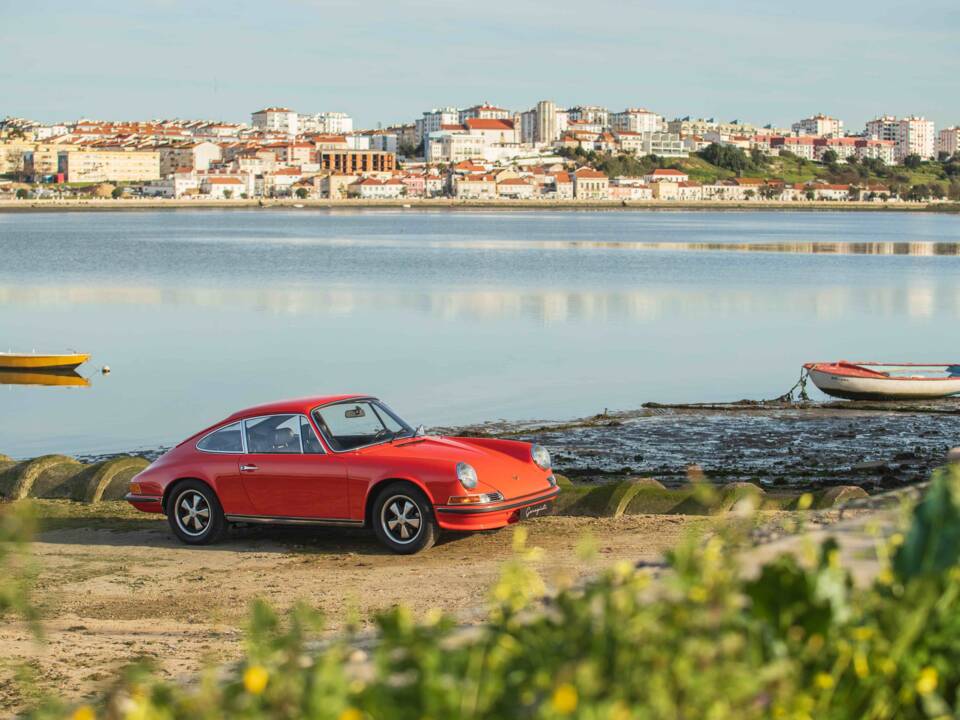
xmin=415 ymin=424 xmax=426 ymax=436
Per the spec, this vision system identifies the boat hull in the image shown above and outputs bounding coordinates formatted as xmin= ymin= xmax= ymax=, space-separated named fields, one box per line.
xmin=807 ymin=367 xmax=960 ymax=400
xmin=0 ymin=353 xmax=90 ymax=371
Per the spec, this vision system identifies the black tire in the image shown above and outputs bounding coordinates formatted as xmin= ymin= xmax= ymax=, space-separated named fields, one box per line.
xmin=166 ymin=480 xmax=226 ymax=545
xmin=372 ymin=482 xmax=438 ymax=554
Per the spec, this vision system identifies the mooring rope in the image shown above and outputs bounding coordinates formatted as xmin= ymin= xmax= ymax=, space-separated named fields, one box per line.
xmin=773 ymin=367 xmax=811 ymax=403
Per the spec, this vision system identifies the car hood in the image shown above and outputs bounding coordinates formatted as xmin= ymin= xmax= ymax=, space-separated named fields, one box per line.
xmin=362 ymin=435 xmax=551 ymax=498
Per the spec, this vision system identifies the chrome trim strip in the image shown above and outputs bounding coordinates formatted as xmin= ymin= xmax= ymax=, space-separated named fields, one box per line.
xmin=195 ymin=421 xmax=245 ymax=455
xmin=225 ymin=514 xmax=363 ymax=527
xmin=436 ymin=488 xmax=560 ymax=515
xmin=125 ymin=493 xmax=161 ymax=503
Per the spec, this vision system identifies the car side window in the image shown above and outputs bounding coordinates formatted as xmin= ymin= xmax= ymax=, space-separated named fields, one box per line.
xmin=300 ymin=415 xmax=325 ymax=454
xmin=197 ymin=422 xmax=243 ymax=453
xmin=244 ymin=415 xmax=301 ymax=454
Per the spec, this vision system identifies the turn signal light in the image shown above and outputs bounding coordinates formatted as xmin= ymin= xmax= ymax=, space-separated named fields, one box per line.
xmin=447 ymin=492 xmax=504 ymax=505
xmin=129 ymin=482 xmax=142 ymax=495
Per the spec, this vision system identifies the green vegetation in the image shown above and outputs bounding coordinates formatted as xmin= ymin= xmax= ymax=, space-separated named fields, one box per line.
xmin=557 ymin=142 xmax=960 ymax=200
xmin=4 ymin=466 xmax=960 ymax=719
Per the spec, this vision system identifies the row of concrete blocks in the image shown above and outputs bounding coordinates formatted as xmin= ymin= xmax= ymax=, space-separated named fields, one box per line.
xmin=0 ymin=454 xmax=149 ymax=503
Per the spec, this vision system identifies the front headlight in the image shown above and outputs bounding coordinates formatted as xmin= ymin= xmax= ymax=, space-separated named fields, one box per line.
xmin=531 ymin=444 xmax=551 ymax=470
xmin=456 ymin=462 xmax=478 ymax=489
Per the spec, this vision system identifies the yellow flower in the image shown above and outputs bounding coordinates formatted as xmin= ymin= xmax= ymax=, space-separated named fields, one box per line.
xmin=814 ymin=673 xmax=835 ymax=690
xmin=243 ymin=664 xmax=269 ymax=695
xmin=852 ymin=626 xmax=874 ymax=642
xmin=797 ymin=493 xmax=814 ymax=511
xmin=916 ymin=666 xmax=938 ymax=696
xmin=888 ymin=532 xmax=904 ymax=548
xmin=876 ymin=568 xmax=895 ymax=586
xmin=551 ymin=683 xmax=578 ymax=715
xmin=880 ymin=658 xmax=897 ymax=676
xmin=854 ymin=651 xmax=869 ymax=678
xmin=687 ymin=585 xmax=708 ymax=603
xmin=338 ymin=709 xmax=363 ymax=720
xmin=71 ymin=706 xmax=96 ymax=720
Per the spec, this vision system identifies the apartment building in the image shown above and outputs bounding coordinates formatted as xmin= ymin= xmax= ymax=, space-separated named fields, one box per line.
xmin=251 ymin=107 xmax=299 ymax=136
xmin=937 ymin=127 xmax=960 ymax=157
xmin=299 ymin=111 xmax=353 ymax=135
xmin=567 ymin=106 xmax=609 ymax=128
xmin=573 ymin=168 xmax=609 ymax=199
xmin=668 ymin=118 xmax=759 ymax=137
xmin=56 ymin=149 xmax=160 ymax=182
xmin=520 ymin=100 xmax=565 ymax=144
xmin=157 ymin=141 xmax=222 ymax=176
xmin=854 ymin=139 xmax=896 ymax=164
xmin=865 ymin=115 xmax=900 ymax=143
xmin=897 ymin=116 xmax=936 ymax=160
xmin=416 ymin=107 xmax=460 ymax=143
xmin=813 ymin=136 xmax=859 ymax=161
xmin=792 ymin=114 xmax=844 ymax=137
xmin=318 ymin=149 xmax=397 ymax=174
xmin=770 ymin=136 xmax=817 ymax=160
xmin=459 ymin=103 xmax=511 ymax=123
xmin=426 ymin=131 xmax=486 ymax=163
xmin=610 ymin=108 xmax=665 ymax=134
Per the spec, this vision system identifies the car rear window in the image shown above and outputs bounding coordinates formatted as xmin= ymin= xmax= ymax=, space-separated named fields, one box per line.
xmin=197 ymin=422 xmax=243 ymax=453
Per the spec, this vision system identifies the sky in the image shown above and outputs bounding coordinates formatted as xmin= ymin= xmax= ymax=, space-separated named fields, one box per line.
xmin=2 ymin=0 xmax=958 ymax=132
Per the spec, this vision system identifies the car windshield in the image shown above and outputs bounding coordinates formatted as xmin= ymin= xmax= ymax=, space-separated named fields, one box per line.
xmin=313 ymin=399 xmax=414 ymax=451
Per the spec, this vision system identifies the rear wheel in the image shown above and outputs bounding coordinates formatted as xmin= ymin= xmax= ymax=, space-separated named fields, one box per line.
xmin=372 ymin=482 xmax=438 ymax=554
xmin=167 ymin=480 xmax=226 ymax=545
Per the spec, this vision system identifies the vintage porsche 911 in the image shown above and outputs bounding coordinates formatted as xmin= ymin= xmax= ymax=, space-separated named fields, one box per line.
xmin=125 ymin=395 xmax=559 ymax=553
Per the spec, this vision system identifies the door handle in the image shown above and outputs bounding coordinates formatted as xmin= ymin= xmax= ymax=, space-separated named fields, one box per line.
xmin=240 ymin=464 xmax=258 ymax=472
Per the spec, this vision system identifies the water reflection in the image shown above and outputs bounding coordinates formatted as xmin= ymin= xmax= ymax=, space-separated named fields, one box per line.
xmin=259 ymin=237 xmax=960 ymax=256
xmin=0 ymin=370 xmax=90 ymax=387
xmin=0 ymin=282 xmax=955 ymax=322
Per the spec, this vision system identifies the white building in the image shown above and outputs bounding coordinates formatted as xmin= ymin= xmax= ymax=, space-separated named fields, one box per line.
xmin=202 ymin=176 xmax=246 ymax=199
xmin=520 ymin=100 xmax=566 ymax=144
xmin=425 ymin=130 xmax=486 ymax=164
xmin=865 ymin=115 xmax=900 ymax=143
xmin=416 ymin=107 xmax=460 ymax=143
xmin=251 ymin=107 xmax=299 ymax=136
xmin=567 ymin=106 xmax=609 ymax=128
xmin=369 ymin=132 xmax=399 ymax=154
xmin=458 ymin=103 xmax=511 ymax=123
xmin=897 ymin=116 xmax=936 ymax=160
xmin=791 ymin=114 xmax=844 ymax=137
xmin=299 ymin=111 xmax=353 ymax=135
xmin=610 ymin=108 xmax=665 ymax=134
xmin=866 ymin=115 xmax=936 ymax=161
xmin=347 ymin=178 xmax=405 ymax=199
xmin=937 ymin=127 xmax=960 ymax=157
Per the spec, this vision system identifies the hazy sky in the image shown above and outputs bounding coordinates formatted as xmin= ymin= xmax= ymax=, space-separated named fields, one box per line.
xmin=2 ymin=0 xmax=958 ymax=131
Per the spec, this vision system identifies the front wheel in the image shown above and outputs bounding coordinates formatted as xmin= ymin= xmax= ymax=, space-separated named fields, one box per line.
xmin=372 ymin=483 xmax=438 ymax=554
xmin=167 ymin=480 xmax=226 ymax=545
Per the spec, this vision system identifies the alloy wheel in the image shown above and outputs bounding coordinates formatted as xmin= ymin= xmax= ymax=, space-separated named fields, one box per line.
xmin=380 ymin=494 xmax=422 ymax=544
xmin=175 ymin=490 xmax=211 ymax=537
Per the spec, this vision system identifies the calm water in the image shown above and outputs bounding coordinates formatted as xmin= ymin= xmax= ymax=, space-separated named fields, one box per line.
xmin=1 ymin=209 xmax=959 ymax=457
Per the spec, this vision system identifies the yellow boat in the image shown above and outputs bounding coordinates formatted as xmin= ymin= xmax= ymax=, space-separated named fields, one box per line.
xmin=0 ymin=370 xmax=90 ymax=387
xmin=0 ymin=352 xmax=90 ymax=371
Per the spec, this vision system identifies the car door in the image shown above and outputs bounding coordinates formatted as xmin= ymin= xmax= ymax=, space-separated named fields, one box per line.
xmin=239 ymin=414 xmax=350 ymax=520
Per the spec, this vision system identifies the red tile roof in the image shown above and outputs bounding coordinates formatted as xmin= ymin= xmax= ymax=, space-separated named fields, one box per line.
xmin=465 ymin=118 xmax=515 ymax=131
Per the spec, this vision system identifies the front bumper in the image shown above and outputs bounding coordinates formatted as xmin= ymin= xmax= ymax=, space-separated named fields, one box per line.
xmin=435 ymin=487 xmax=560 ymax=531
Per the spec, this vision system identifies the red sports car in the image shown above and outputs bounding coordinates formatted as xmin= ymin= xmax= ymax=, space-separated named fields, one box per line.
xmin=126 ymin=395 xmax=559 ymax=553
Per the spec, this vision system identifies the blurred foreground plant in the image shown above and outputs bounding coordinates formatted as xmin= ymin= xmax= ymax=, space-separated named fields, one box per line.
xmin=24 ymin=466 xmax=960 ymax=719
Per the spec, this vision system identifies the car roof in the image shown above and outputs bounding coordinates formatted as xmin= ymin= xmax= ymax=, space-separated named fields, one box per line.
xmin=222 ymin=394 xmax=371 ymax=422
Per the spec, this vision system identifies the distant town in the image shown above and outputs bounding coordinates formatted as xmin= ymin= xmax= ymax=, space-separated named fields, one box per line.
xmin=1 ymin=102 xmax=959 ymax=203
